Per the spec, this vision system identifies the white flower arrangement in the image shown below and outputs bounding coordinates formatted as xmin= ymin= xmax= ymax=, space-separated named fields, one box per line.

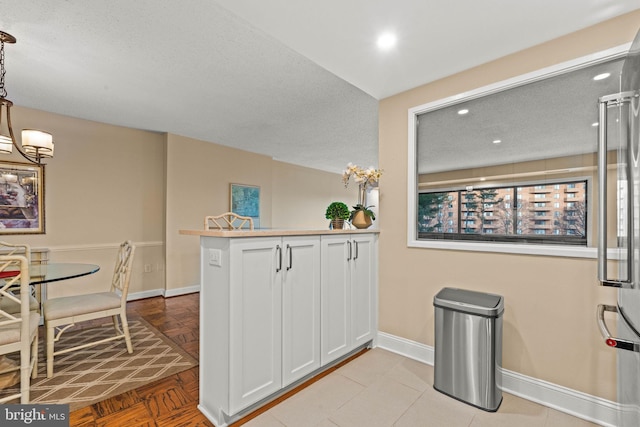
xmin=342 ymin=163 xmax=382 ymax=189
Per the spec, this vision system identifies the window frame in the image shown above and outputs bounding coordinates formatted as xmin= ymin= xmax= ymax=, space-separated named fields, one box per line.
xmin=406 ymin=44 xmax=630 ymax=259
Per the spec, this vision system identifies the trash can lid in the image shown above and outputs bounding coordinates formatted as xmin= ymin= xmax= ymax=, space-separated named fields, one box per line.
xmin=434 ymin=287 xmax=504 ymax=317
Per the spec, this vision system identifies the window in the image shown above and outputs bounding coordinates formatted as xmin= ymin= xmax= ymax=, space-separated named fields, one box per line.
xmin=417 ymin=179 xmax=587 ymax=245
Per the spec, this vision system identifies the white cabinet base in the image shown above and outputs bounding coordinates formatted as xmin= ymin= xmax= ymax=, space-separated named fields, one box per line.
xmin=193 ymin=231 xmax=378 ymax=426
xmin=200 ymin=342 xmax=373 ymax=427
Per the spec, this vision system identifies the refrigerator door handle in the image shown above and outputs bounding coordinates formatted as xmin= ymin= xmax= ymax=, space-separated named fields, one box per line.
xmin=597 ymin=304 xmax=640 ymax=352
xmin=597 ymin=92 xmax=636 ymax=288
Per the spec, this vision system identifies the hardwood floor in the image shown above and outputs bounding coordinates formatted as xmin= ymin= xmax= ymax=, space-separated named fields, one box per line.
xmin=68 ymin=293 xmax=365 ymax=427
xmin=69 ymin=293 xmax=212 ymax=427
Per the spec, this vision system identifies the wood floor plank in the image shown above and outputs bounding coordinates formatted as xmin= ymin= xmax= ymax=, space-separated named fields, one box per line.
xmin=70 ymin=293 xmax=333 ymax=426
xmin=91 ymin=389 xmax=142 ymax=418
xmin=94 ymin=401 xmax=154 ymax=427
xmin=68 ymin=405 xmax=96 ymax=426
xmin=155 ymin=401 xmax=215 ymax=427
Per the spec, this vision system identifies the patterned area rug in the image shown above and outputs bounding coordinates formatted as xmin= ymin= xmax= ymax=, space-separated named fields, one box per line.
xmin=0 ymin=318 xmax=198 ymax=411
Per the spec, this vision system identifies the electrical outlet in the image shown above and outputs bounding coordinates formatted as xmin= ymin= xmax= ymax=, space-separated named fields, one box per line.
xmin=144 ymin=264 xmax=152 ymax=273
xmin=208 ymin=249 xmax=222 ymax=267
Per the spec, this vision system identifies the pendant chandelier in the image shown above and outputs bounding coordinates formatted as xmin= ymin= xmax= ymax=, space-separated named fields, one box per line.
xmin=0 ymin=31 xmax=53 ymax=165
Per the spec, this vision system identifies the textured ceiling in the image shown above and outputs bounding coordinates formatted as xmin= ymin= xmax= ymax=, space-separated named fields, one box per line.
xmin=417 ymin=58 xmax=624 ymax=174
xmin=0 ymin=1 xmax=638 ymax=174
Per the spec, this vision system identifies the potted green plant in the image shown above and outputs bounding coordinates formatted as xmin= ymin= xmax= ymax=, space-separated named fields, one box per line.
xmin=325 ymin=201 xmax=349 ymax=229
xmin=350 ymin=204 xmax=375 ymax=229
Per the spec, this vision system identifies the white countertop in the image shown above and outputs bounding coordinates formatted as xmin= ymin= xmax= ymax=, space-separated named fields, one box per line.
xmin=179 ymin=228 xmax=380 ymax=238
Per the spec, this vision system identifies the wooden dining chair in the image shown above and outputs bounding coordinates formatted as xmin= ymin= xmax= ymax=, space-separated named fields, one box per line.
xmin=43 ymin=240 xmax=135 ymax=378
xmin=0 ymin=242 xmax=39 ymax=315
xmin=0 ymin=254 xmax=39 ymax=403
xmin=205 ymin=212 xmax=254 ymax=230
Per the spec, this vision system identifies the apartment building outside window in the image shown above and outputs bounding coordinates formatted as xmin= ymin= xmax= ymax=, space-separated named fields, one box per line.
xmin=417 ymin=179 xmax=587 ymax=245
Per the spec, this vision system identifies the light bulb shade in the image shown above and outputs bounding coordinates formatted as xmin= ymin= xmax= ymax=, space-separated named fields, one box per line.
xmin=0 ymin=134 xmax=12 ymax=154
xmin=22 ymin=129 xmax=54 ymax=158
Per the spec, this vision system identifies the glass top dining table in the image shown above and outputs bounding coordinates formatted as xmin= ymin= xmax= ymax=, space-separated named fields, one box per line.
xmin=28 ymin=263 xmax=101 ymax=285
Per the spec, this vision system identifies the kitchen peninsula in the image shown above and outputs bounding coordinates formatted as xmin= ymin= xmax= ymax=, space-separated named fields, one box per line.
xmin=179 ymin=228 xmax=379 ymax=427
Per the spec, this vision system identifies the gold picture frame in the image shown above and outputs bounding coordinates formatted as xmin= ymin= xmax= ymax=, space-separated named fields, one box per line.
xmin=0 ymin=161 xmax=44 ymax=234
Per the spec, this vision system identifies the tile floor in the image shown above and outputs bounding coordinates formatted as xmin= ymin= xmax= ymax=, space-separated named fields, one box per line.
xmin=243 ymin=348 xmax=598 ymax=427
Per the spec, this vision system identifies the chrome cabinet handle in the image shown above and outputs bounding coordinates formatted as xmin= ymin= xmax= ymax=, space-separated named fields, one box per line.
xmin=286 ymin=244 xmax=292 ymax=271
xmin=597 ymin=304 xmax=640 ymax=352
xmin=597 ymin=92 xmax=635 ymax=288
xmin=353 ymin=240 xmax=359 ymax=260
xmin=347 ymin=241 xmax=352 ymax=261
xmin=276 ymin=245 xmax=282 ymax=272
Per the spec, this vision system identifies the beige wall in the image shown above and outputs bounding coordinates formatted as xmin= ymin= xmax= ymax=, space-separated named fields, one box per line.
xmin=2 ymin=106 xmax=166 ymax=298
xmin=164 ymin=135 xmax=357 ymax=291
xmin=3 ymin=108 xmax=354 ymax=299
xmin=272 ymin=160 xmax=359 ymax=229
xmin=165 ymin=134 xmax=274 ymax=290
xmin=378 ymin=10 xmax=640 ymax=401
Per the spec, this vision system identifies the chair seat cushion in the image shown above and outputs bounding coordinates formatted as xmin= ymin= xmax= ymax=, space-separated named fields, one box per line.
xmin=44 ymin=292 xmax=121 ymax=321
xmin=0 ymin=311 xmax=40 ymax=346
xmin=0 ymin=294 xmax=40 ymax=314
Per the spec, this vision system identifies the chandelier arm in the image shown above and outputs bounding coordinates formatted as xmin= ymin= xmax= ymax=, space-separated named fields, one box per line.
xmin=0 ymin=31 xmax=49 ymax=166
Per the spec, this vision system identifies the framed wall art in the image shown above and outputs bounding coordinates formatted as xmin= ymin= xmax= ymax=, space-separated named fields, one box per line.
xmin=0 ymin=161 xmax=44 ymax=234
xmin=230 ymin=183 xmax=260 ymax=229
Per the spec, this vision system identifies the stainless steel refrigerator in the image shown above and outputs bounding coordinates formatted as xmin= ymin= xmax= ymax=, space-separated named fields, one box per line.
xmin=597 ymin=27 xmax=640 ymax=427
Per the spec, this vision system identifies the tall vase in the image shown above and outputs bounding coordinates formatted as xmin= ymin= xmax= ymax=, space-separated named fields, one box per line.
xmin=358 ymin=184 xmax=367 ymax=206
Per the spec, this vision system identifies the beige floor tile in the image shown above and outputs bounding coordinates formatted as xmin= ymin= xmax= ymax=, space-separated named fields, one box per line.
xmin=384 ymin=356 xmax=434 ymax=392
xmin=269 ymin=374 xmax=364 ymax=427
xmin=329 ymin=375 xmax=421 ymax=427
xmin=336 ymin=348 xmax=405 ymax=387
xmin=246 ymin=350 xmax=609 ymax=427
xmin=242 ymin=412 xmax=286 ymax=427
xmin=544 ymin=408 xmax=600 ymax=427
xmin=316 ymin=420 xmax=340 ymax=427
xmin=394 ymin=387 xmax=478 ymax=427
xmin=469 ymin=393 xmax=548 ymax=427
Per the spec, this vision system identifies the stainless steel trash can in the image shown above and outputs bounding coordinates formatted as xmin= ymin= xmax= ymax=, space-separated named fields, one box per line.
xmin=433 ymin=287 xmax=504 ymax=411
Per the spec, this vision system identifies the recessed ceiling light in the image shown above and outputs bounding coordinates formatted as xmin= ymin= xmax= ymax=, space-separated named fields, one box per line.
xmin=593 ymin=72 xmax=611 ymax=81
xmin=377 ymin=32 xmax=397 ymax=50
xmin=492 ymin=139 xmax=501 ymax=144
xmin=458 ymin=109 xmax=469 ymax=115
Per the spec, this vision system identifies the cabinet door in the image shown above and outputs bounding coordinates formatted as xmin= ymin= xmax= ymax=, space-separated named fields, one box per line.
xmin=282 ymin=236 xmax=321 ymax=386
xmin=350 ymin=234 xmax=376 ymax=348
xmin=320 ymin=235 xmax=351 ymax=365
xmin=229 ymin=238 xmax=282 ymax=414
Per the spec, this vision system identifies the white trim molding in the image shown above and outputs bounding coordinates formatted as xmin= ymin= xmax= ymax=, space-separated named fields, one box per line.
xmin=164 ymin=284 xmax=201 ymax=298
xmin=127 ymin=285 xmax=200 ymax=301
xmin=48 ymin=241 xmax=164 ymax=252
xmin=407 ymin=43 xmax=631 ymax=258
xmin=376 ymin=331 xmax=620 ymax=427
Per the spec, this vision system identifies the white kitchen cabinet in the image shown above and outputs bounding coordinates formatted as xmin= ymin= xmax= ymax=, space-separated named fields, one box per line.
xmin=198 ymin=234 xmax=321 ymax=425
xmin=281 ymin=237 xmax=321 ymax=387
xmin=228 ymin=237 xmax=283 ymax=414
xmin=320 ymin=233 xmax=376 ymax=365
xmin=187 ymin=229 xmax=377 ymax=427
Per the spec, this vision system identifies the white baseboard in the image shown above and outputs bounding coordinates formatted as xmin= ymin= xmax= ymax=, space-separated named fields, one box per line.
xmin=164 ymin=285 xmax=200 ymax=297
xmin=376 ymin=331 xmax=620 ymax=427
xmin=127 ymin=284 xmax=200 ymax=301
xmin=127 ymin=289 xmax=164 ymax=301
